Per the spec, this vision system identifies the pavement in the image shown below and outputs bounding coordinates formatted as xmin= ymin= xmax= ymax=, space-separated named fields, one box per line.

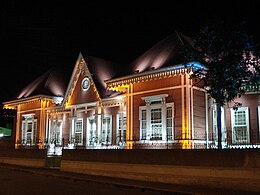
xmin=1 ymin=163 xmax=259 ymax=195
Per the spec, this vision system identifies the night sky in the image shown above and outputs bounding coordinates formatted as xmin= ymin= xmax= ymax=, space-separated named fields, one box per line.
xmin=1 ymin=0 xmax=260 ymax=104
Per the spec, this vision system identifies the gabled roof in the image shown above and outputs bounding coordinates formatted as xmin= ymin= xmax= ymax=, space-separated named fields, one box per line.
xmin=125 ymin=31 xmax=193 ymax=75
xmin=16 ymin=68 xmax=70 ymax=99
xmin=81 ymin=54 xmax=122 ymax=98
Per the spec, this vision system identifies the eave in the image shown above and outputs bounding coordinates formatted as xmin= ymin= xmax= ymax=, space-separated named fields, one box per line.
xmin=105 ymin=62 xmax=205 ymax=91
xmin=3 ymin=94 xmax=63 ymax=109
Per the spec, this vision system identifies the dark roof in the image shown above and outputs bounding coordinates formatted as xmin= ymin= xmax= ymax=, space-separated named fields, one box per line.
xmin=16 ymin=68 xmax=70 ymax=99
xmin=12 ymin=31 xmax=193 ymax=101
xmin=82 ymin=55 xmax=122 ymax=98
xmin=125 ymin=31 xmax=193 ymax=75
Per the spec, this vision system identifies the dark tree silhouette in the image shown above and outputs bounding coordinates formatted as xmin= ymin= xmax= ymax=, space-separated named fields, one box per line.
xmin=183 ymin=21 xmax=260 ymax=149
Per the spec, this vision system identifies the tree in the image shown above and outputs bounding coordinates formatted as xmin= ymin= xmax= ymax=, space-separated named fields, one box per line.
xmin=183 ymin=21 xmax=259 ymax=149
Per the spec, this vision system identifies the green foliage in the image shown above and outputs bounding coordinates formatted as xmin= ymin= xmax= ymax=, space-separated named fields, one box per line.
xmin=184 ymin=21 xmax=259 ymax=106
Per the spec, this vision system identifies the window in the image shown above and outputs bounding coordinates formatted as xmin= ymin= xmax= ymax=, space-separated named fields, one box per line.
xmin=48 ymin=120 xmax=62 ymax=145
xmin=231 ymin=107 xmax=249 ymax=143
xmin=87 ymin=118 xmax=97 ymax=146
xmin=141 ymin=110 xmax=147 ymax=140
xmin=101 ymin=116 xmax=112 ymax=144
xmin=139 ymin=94 xmax=174 ymax=141
xmin=75 ymin=119 xmax=83 ymax=145
xmin=150 ymin=108 xmax=162 ymax=139
xmin=166 ymin=107 xmax=173 ymax=140
xmin=116 ymin=113 xmax=126 ymax=145
xmin=21 ymin=118 xmax=37 ymax=145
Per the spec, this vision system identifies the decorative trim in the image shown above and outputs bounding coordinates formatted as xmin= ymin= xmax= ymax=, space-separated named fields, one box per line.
xmin=107 ymin=67 xmax=193 ymax=92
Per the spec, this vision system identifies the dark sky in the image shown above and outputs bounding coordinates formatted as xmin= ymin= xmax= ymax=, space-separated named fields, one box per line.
xmin=1 ymin=0 xmax=260 ymax=104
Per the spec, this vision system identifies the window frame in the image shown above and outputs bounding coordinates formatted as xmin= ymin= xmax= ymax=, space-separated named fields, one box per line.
xmin=74 ymin=118 xmax=83 ymax=145
xmin=231 ymin=107 xmax=250 ymax=144
xmin=116 ymin=113 xmax=126 ymax=145
xmin=21 ymin=118 xmax=37 ymax=146
xmin=139 ymin=102 xmax=174 ymax=141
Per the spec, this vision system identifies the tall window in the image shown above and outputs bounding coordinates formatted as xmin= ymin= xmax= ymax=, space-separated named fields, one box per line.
xmin=139 ymin=94 xmax=174 ymax=141
xmin=166 ymin=107 xmax=173 ymax=140
xmin=87 ymin=118 xmax=97 ymax=146
xmin=21 ymin=118 xmax=37 ymax=145
xmin=48 ymin=120 xmax=62 ymax=145
xmin=116 ymin=114 xmax=126 ymax=145
xmin=150 ymin=108 xmax=162 ymax=139
xmin=102 ymin=116 xmax=112 ymax=144
xmin=75 ymin=119 xmax=83 ymax=145
xmin=231 ymin=107 xmax=249 ymax=144
xmin=141 ymin=110 xmax=147 ymax=140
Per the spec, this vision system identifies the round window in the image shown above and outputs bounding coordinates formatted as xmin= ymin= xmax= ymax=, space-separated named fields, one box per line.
xmin=81 ymin=77 xmax=90 ymax=91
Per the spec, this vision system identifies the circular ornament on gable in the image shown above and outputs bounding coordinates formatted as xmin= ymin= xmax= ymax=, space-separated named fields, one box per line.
xmin=82 ymin=77 xmax=90 ymax=91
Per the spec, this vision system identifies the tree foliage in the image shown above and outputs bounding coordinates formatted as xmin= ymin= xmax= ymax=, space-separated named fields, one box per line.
xmin=184 ymin=21 xmax=260 ymax=107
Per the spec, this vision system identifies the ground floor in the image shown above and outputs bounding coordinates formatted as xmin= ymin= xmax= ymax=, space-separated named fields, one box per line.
xmin=15 ymin=93 xmax=260 ymax=152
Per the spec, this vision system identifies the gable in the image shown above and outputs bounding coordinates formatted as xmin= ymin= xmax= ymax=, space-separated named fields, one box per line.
xmin=69 ymin=70 xmax=99 ymax=106
xmin=63 ymin=53 xmax=102 ymax=108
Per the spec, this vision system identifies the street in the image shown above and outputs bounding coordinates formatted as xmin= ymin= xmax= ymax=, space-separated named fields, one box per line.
xmin=0 ymin=164 xmax=179 ymax=195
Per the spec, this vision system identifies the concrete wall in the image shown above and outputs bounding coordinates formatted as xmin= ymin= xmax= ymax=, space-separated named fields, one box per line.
xmin=0 ymin=149 xmax=47 ymax=168
xmin=61 ymin=149 xmax=260 ymax=185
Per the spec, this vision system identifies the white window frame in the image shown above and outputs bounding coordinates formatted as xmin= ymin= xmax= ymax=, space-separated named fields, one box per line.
xmin=48 ymin=120 xmax=62 ymax=145
xmin=86 ymin=117 xmax=97 ymax=146
xmin=21 ymin=117 xmax=37 ymax=146
xmin=116 ymin=113 xmax=126 ymax=145
xmin=74 ymin=118 xmax=83 ymax=145
xmin=139 ymin=102 xmax=174 ymax=141
xmin=231 ymin=107 xmax=250 ymax=144
xmin=101 ymin=115 xmax=112 ymax=144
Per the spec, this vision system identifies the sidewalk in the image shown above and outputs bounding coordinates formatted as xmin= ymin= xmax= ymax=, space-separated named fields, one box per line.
xmin=1 ymin=163 xmax=259 ymax=195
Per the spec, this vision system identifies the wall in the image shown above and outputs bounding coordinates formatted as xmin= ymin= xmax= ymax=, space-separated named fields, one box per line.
xmin=69 ymin=72 xmax=98 ymax=106
xmin=0 ymin=149 xmax=47 ymax=167
xmin=61 ymin=149 xmax=260 ymax=185
xmin=226 ymin=94 xmax=260 ymax=144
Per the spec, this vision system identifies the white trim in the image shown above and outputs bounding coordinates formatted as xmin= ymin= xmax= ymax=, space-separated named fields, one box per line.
xmin=116 ymin=113 xmax=126 ymax=145
xmin=48 ymin=119 xmax=63 ymax=145
xmin=141 ymin=94 xmax=168 ymax=102
xmin=101 ymin=115 xmax=112 ymax=144
xmin=74 ymin=118 xmax=83 ymax=145
xmin=81 ymin=77 xmax=90 ymax=91
xmin=139 ymin=102 xmax=174 ymax=141
xmin=22 ymin=113 xmax=35 ymax=119
xmin=231 ymin=107 xmax=250 ymax=144
xmin=86 ymin=116 xmax=97 ymax=146
xmin=21 ymin=118 xmax=37 ymax=145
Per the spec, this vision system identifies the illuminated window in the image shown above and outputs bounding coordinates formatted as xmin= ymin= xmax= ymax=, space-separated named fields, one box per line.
xmin=101 ymin=116 xmax=112 ymax=144
xmin=87 ymin=118 xmax=97 ymax=146
xmin=231 ymin=107 xmax=249 ymax=143
xmin=48 ymin=120 xmax=62 ymax=145
xmin=139 ymin=94 xmax=174 ymax=141
xmin=74 ymin=119 xmax=83 ymax=145
xmin=21 ymin=115 xmax=37 ymax=145
xmin=166 ymin=107 xmax=173 ymax=140
xmin=116 ymin=113 xmax=126 ymax=145
xmin=150 ymin=108 xmax=162 ymax=139
xmin=141 ymin=110 xmax=147 ymax=140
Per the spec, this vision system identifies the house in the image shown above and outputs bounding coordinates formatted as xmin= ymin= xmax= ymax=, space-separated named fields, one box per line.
xmin=3 ymin=32 xmax=260 ymax=150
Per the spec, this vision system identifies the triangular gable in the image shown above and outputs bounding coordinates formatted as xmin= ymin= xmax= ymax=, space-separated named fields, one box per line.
xmin=62 ymin=53 xmax=102 ymax=108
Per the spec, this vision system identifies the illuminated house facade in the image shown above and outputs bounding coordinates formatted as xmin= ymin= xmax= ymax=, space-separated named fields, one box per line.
xmin=3 ymin=32 xmax=260 ymax=150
